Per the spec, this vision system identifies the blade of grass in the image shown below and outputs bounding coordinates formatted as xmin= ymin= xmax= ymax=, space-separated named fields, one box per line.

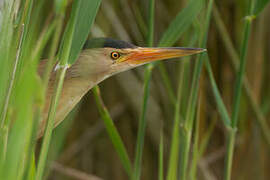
xmin=213 ymin=5 xmax=270 ymax=147
xmin=0 ymin=0 xmax=20 ymax=106
xmin=133 ymin=0 xmax=154 ymax=179
xmin=158 ymin=0 xmax=204 ymax=47
xmin=0 ymin=126 xmax=8 ymax=165
xmin=2 ymin=62 xmax=39 ymax=180
xmin=36 ymin=1 xmax=72 ymax=179
xmin=180 ymin=24 xmax=201 ymax=117
xmin=14 ymin=0 xmax=35 ymax=77
xmin=164 ymin=30 xmax=199 ymax=179
xmin=43 ymin=106 xmax=79 ymax=180
xmin=254 ymin=0 xmax=270 ymax=15
xmin=133 ymin=64 xmax=153 ymax=180
xmin=85 ymin=4 xmax=133 ymax=176
xmin=0 ymin=0 xmax=43 ymax=178
xmin=189 ymin=96 xmax=201 ymax=180
xmin=0 ymin=19 xmax=25 ymax=170
xmin=224 ymin=1 xmax=255 ymax=179
xmin=0 ymin=0 xmax=15 ymax=120
xmin=157 ymin=21 xmax=201 ymax=107
xmin=231 ymin=2 xmax=255 ymax=129
xmin=26 ymin=152 xmax=36 ymax=180
xmin=68 ymin=0 xmax=101 ymax=64
xmin=0 ymin=0 xmax=33 ymax=127
xmin=21 ymin=16 xmax=58 ymax=179
xmin=163 ymin=27 xmax=199 ymax=180
xmin=2 ymin=12 xmax=47 ymax=173
xmin=27 ymin=12 xmax=66 ymax=160
xmin=157 ymin=0 xmax=204 ymax=104
xmin=156 ymin=0 xmax=204 ymax=107
xmin=92 ymin=86 xmax=132 ymax=177
xmin=31 ymin=9 xmax=66 ymax=145
xmin=179 ymin=0 xmax=213 ymax=179
xmin=204 ymin=55 xmax=231 ymax=127
xmin=0 ymin=24 xmax=24 ymax=128
xmin=36 ymin=58 xmax=69 ymax=180
xmin=159 ymin=133 xmax=164 ymax=180
xmin=42 ymin=16 xmax=64 ymax=86
xmin=2 ymin=10 xmax=55 ymax=178
xmin=166 ymin=61 xmax=186 ymax=180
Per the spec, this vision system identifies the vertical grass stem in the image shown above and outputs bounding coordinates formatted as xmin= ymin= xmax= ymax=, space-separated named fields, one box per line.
xmin=133 ymin=0 xmax=155 ymax=179
xmin=0 ymin=24 xmax=24 ymax=128
xmin=224 ymin=1 xmax=255 ymax=179
xmin=179 ymin=1 xmax=213 ymax=179
xmin=92 ymin=86 xmax=132 ymax=177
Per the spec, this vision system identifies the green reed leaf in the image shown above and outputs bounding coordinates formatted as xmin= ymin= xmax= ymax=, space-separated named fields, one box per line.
xmin=254 ymin=0 xmax=270 ymax=15
xmin=68 ymin=0 xmax=101 ymax=64
xmin=133 ymin=0 xmax=155 ymax=179
xmin=158 ymin=0 xmax=204 ymax=47
xmin=92 ymin=86 xmax=132 ymax=177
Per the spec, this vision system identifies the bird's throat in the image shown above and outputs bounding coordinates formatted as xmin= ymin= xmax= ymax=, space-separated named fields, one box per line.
xmin=38 ymin=62 xmax=107 ymax=138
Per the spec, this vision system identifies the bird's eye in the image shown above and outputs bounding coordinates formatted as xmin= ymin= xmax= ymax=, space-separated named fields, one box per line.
xmin=111 ymin=52 xmax=120 ymax=60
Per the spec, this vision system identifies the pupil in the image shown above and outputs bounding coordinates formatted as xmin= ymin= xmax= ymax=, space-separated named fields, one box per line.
xmin=111 ymin=52 xmax=119 ymax=59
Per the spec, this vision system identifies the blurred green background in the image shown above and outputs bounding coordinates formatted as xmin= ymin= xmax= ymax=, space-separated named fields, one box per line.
xmin=0 ymin=0 xmax=270 ymax=179
xmin=51 ymin=1 xmax=270 ymax=179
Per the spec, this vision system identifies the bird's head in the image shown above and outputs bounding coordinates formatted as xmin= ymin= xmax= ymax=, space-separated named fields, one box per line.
xmin=69 ymin=38 xmax=206 ymax=80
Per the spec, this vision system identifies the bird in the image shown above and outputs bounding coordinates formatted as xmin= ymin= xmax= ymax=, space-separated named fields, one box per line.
xmin=38 ymin=38 xmax=206 ymax=137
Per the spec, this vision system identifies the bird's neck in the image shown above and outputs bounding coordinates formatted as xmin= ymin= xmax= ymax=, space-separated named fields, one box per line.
xmin=39 ymin=60 xmax=107 ymax=137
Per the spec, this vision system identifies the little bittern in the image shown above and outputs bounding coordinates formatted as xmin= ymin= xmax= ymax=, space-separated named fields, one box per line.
xmin=38 ymin=38 xmax=205 ymax=137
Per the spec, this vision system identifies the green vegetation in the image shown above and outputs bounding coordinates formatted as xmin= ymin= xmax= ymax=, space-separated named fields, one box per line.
xmin=0 ymin=0 xmax=269 ymax=179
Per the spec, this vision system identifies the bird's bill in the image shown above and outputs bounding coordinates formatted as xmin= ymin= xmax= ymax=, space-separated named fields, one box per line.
xmin=122 ymin=47 xmax=206 ymax=65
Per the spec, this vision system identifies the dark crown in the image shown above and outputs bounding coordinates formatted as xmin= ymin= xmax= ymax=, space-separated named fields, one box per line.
xmin=83 ymin=38 xmax=136 ymax=49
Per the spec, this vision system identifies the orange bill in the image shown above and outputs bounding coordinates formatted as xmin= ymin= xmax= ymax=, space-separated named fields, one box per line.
xmin=122 ymin=47 xmax=206 ymax=65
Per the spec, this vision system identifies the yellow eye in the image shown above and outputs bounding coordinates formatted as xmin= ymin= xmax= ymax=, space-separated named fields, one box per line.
xmin=111 ymin=52 xmax=120 ymax=60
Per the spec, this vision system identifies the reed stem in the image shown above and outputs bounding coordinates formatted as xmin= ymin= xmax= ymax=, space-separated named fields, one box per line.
xmin=133 ymin=0 xmax=155 ymax=179
xmin=224 ymin=1 xmax=255 ymax=179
